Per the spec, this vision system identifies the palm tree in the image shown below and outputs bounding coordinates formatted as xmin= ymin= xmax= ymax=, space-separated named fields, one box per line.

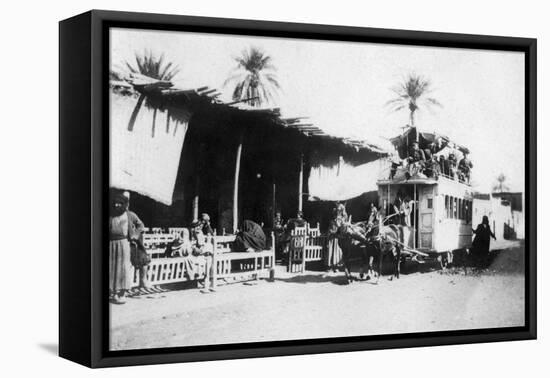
xmin=124 ymin=50 xmax=180 ymax=136
xmin=493 ymin=173 xmax=510 ymax=193
xmin=223 ymin=47 xmax=280 ymax=107
xmin=386 ymin=73 xmax=442 ymax=129
xmin=223 ymin=47 xmax=280 ymax=232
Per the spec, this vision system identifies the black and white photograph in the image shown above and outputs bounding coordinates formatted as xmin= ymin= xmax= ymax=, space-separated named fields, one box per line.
xmin=107 ymin=26 xmax=527 ymax=351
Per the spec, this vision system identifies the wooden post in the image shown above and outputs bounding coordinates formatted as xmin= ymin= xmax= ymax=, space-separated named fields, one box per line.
xmin=211 ymin=238 xmax=217 ymax=289
xmin=192 ymin=177 xmax=199 ymax=221
xmin=387 ymin=184 xmax=390 ymax=222
xmin=272 ymin=182 xmax=276 ymax=227
xmin=413 ymin=184 xmax=417 ymax=248
xmin=192 ymin=143 xmax=204 ymax=222
xmin=233 ymin=133 xmax=244 ymax=233
xmin=298 ymin=153 xmax=304 ymax=213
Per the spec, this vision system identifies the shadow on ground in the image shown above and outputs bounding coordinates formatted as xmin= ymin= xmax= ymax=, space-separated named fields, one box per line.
xmin=38 ymin=343 xmax=58 ymax=355
xmin=275 ymin=273 xmax=350 ymax=285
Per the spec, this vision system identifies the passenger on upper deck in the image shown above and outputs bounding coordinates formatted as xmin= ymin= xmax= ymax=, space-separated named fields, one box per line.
xmin=448 ymin=151 xmax=458 ymax=179
xmin=408 ymin=141 xmax=426 ymax=163
xmin=423 ymin=149 xmax=440 ymax=179
xmin=406 ymin=141 xmax=426 ymax=178
xmin=389 ymin=151 xmax=402 ymax=180
xmin=458 ymin=152 xmax=473 ymax=184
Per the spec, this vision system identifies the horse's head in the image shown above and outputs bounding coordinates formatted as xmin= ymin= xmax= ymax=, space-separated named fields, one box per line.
xmin=337 ymin=221 xmax=370 ymax=245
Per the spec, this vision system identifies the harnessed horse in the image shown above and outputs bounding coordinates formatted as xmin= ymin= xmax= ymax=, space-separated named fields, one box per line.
xmin=337 ymin=214 xmax=411 ymax=284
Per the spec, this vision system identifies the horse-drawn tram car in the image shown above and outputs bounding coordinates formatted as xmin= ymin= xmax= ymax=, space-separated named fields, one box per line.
xmin=377 ymin=127 xmax=474 ymax=266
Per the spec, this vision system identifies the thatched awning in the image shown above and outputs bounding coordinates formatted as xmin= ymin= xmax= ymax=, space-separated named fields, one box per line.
xmin=110 ymin=73 xmax=389 ymax=159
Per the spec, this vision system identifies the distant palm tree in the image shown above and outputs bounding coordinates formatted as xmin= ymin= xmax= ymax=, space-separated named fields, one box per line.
xmin=223 ymin=47 xmax=280 ymax=107
xmin=493 ymin=173 xmax=510 ymax=193
xmin=386 ymin=73 xmax=442 ymax=128
xmin=124 ymin=51 xmax=180 ymax=136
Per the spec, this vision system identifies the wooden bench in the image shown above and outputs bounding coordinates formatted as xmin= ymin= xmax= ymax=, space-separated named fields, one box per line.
xmin=132 ymin=232 xmax=275 ymax=289
xmin=211 ymin=233 xmax=275 ymax=288
xmin=142 ymin=232 xmax=174 ymax=258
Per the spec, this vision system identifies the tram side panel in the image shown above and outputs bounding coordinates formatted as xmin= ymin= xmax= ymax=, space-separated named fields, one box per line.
xmin=433 ymin=178 xmax=473 ymax=253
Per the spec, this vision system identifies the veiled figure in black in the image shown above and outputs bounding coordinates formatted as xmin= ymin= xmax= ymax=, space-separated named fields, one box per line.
xmin=472 ymin=215 xmax=496 ymax=267
xmin=234 ymin=220 xmax=267 ymax=252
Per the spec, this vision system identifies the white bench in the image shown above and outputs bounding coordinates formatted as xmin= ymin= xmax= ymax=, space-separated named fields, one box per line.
xmin=132 ymin=232 xmax=275 ymax=288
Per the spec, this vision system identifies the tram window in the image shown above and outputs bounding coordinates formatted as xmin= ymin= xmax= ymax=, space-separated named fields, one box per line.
xmin=458 ymin=199 xmax=462 ymax=219
xmin=453 ymin=198 xmax=458 ymax=219
xmin=445 ymin=196 xmax=449 ymax=218
xmin=427 ymin=198 xmax=433 ymax=209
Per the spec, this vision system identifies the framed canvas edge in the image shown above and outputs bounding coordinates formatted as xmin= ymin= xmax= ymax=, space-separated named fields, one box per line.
xmin=75 ymin=9 xmax=536 ymax=368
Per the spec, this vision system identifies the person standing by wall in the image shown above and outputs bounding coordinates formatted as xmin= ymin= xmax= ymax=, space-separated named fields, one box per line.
xmin=109 ymin=190 xmax=144 ymax=304
xmin=472 ymin=215 xmax=497 ymax=267
xmin=190 ymin=220 xmax=215 ymax=293
xmin=325 ymin=203 xmax=347 ymax=274
xmin=123 ymin=191 xmax=148 ymax=291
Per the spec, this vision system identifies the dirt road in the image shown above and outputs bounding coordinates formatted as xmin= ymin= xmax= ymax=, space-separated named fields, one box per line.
xmin=110 ymin=245 xmax=525 ymax=351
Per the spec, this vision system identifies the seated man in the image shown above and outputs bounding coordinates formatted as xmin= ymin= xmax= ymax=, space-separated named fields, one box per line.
xmin=273 ymin=211 xmax=284 ymax=232
xmin=164 ymin=231 xmax=191 ymax=258
xmin=285 ymin=211 xmax=307 ymax=232
xmin=458 ymin=152 xmax=473 ymax=183
xmin=200 ymin=213 xmax=214 ymax=236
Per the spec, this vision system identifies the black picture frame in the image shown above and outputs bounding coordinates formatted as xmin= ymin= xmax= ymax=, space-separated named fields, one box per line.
xmin=59 ymin=9 xmax=537 ymax=368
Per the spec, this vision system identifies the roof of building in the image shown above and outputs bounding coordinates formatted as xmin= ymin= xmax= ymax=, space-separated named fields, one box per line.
xmin=110 ymin=73 xmax=389 ymax=157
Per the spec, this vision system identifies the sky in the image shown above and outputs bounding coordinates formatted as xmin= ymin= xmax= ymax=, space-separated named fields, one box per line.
xmin=110 ymin=28 xmax=525 ymax=193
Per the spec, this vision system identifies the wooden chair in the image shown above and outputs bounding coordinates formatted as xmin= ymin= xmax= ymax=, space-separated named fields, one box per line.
xmin=307 ymin=222 xmax=321 ymax=237
xmin=287 ymin=234 xmax=307 ymax=273
xmin=305 ymin=222 xmax=325 ymax=263
xmin=293 ymin=225 xmax=307 ymax=237
xmin=168 ymin=227 xmax=186 ymax=237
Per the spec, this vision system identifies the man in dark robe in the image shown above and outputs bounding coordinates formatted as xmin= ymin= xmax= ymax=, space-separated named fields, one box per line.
xmin=472 ymin=215 xmax=496 ymax=267
xmin=273 ymin=211 xmax=285 ymax=259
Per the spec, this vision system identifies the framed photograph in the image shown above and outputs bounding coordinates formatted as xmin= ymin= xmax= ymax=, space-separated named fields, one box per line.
xmin=59 ymin=10 xmax=536 ymax=368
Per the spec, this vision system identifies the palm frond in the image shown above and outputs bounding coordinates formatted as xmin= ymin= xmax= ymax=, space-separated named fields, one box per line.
xmin=125 ymin=50 xmax=180 ymax=82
